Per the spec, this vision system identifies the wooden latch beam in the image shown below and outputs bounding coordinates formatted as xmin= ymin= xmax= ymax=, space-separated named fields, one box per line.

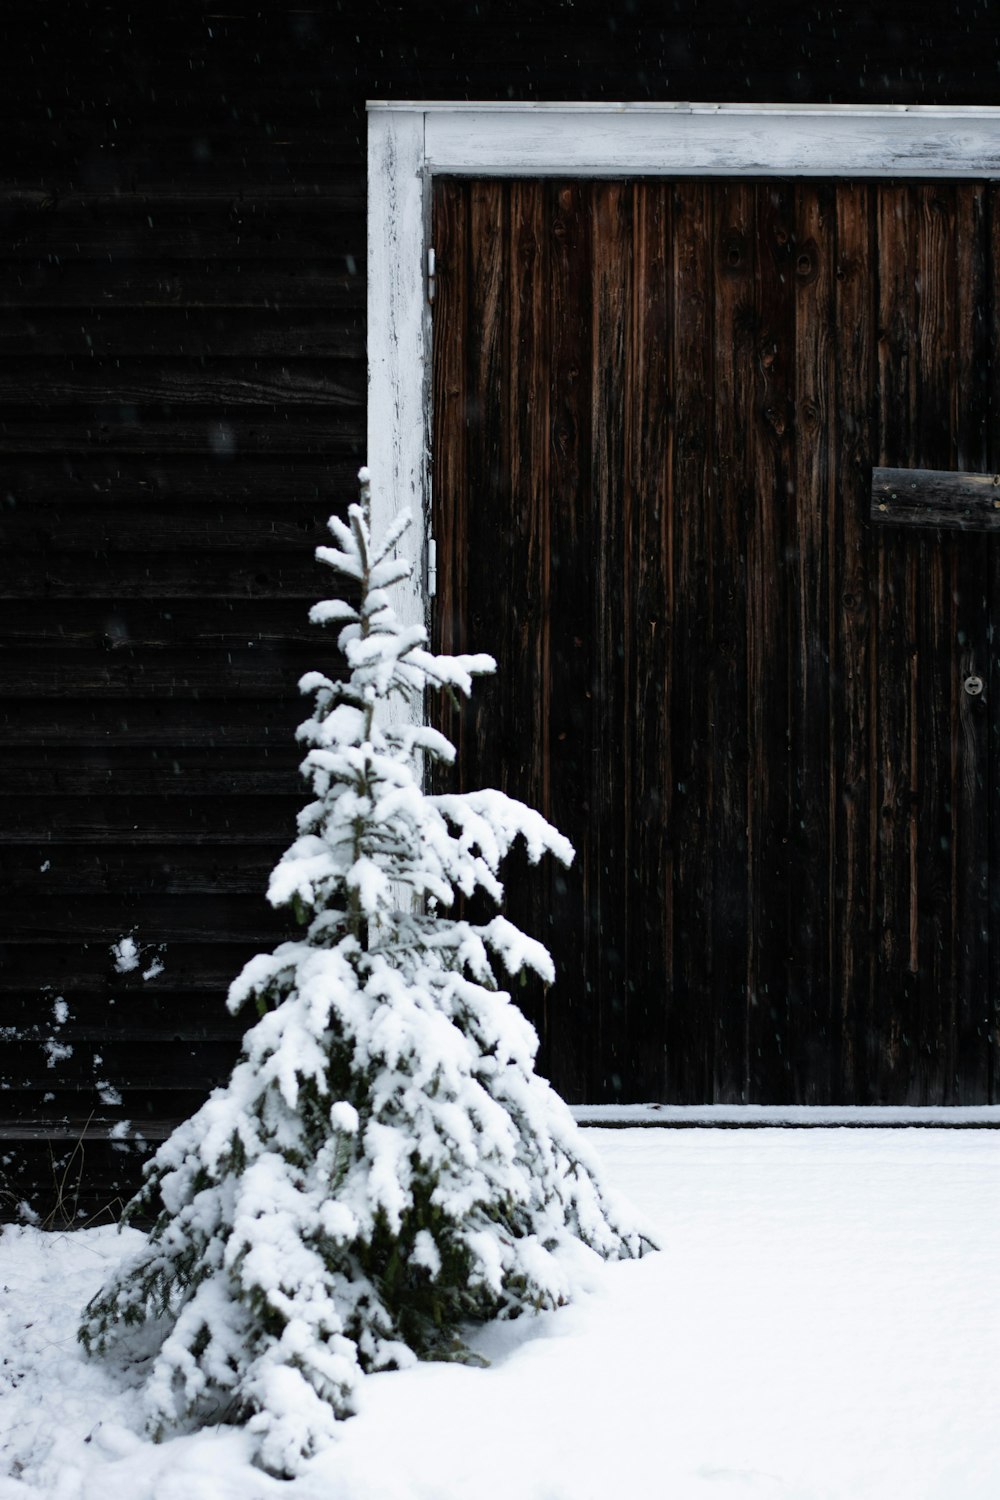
xmin=871 ymin=467 xmax=1000 ymax=532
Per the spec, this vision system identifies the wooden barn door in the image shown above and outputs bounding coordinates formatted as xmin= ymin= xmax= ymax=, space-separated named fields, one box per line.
xmin=431 ymin=177 xmax=1000 ymax=1106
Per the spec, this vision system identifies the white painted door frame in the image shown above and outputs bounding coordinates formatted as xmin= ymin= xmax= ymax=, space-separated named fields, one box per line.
xmin=366 ymin=101 xmax=1000 ymax=647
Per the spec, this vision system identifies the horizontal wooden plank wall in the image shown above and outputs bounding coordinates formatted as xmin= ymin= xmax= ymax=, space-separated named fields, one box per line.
xmin=3 ymin=1 xmax=1000 ymax=1219
xmin=0 ymin=18 xmax=370 ymax=1225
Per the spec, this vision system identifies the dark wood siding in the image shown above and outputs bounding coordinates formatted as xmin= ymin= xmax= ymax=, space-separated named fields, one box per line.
xmin=0 ymin=27 xmax=368 ymax=1222
xmin=4 ymin=1 xmax=1000 ymax=1219
xmin=432 ymin=177 xmax=1000 ymax=1107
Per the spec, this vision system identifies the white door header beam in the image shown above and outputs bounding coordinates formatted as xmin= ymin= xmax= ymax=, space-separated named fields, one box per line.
xmin=369 ymin=101 xmax=1000 ymax=179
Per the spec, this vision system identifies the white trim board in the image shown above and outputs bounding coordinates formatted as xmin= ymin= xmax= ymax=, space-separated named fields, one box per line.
xmin=421 ymin=104 xmax=1000 ymax=178
xmin=571 ymin=1104 xmax=1000 ymax=1129
xmin=366 ymin=102 xmax=1000 ymax=645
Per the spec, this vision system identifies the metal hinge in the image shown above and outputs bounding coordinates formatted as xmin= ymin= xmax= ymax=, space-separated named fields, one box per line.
xmin=427 ymin=246 xmax=436 ymax=303
xmin=427 ymin=535 xmax=437 ymax=598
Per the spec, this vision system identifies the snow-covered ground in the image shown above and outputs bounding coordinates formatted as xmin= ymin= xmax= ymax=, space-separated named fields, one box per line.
xmin=2 ymin=1125 xmax=999 ymax=1499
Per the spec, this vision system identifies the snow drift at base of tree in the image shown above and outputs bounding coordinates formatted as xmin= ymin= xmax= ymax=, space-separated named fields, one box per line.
xmin=78 ymin=475 xmax=653 ymax=1476
xmin=4 ymin=1128 xmax=1000 ymax=1500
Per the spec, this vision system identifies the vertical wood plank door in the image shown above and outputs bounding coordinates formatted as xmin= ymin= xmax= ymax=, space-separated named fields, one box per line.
xmin=431 ymin=177 xmax=999 ymax=1106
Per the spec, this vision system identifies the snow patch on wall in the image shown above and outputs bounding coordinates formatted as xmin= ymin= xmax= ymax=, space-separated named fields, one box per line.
xmin=110 ymin=935 xmax=166 ymax=981
xmin=110 ymin=936 xmax=140 ymax=974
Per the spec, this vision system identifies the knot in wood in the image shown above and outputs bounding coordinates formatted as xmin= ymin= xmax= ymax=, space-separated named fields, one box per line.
xmin=722 ymin=230 xmax=745 ymax=269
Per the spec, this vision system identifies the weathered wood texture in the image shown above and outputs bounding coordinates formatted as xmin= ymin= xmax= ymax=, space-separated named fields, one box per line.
xmin=433 ymin=176 xmax=998 ymax=1106
xmin=872 ymin=466 xmax=1000 ymax=530
xmin=0 ymin=15 xmax=368 ymax=1223
xmin=5 ymin=0 xmax=1000 ymax=1219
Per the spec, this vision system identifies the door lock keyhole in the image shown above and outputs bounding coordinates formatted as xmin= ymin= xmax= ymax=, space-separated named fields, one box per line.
xmin=964 ymin=674 xmax=984 ymax=697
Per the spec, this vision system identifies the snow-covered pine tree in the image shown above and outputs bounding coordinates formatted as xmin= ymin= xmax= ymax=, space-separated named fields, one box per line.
xmin=79 ymin=471 xmax=654 ymax=1476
